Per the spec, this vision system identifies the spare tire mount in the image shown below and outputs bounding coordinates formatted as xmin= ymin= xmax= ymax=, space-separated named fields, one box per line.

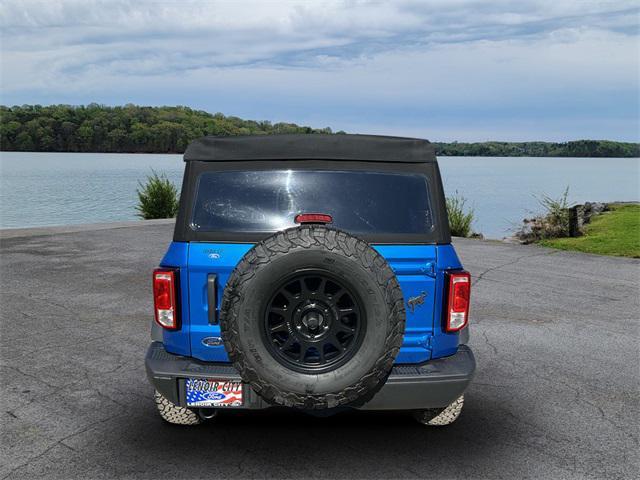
xmin=263 ymin=270 xmax=366 ymax=374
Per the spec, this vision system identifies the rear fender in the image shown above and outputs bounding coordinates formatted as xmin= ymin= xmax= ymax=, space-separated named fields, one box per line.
xmin=432 ymin=244 xmax=465 ymax=358
xmin=158 ymin=242 xmax=191 ymax=356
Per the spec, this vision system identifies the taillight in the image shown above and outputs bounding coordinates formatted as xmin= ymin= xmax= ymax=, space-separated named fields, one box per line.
xmin=153 ymin=268 xmax=179 ymax=330
xmin=445 ymin=271 xmax=471 ymax=332
xmin=294 ymin=213 xmax=333 ymax=224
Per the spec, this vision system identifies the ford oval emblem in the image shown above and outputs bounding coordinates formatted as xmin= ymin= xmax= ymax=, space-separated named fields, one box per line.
xmin=207 ymin=392 xmax=226 ymax=401
xmin=202 ymin=336 xmax=223 ymax=347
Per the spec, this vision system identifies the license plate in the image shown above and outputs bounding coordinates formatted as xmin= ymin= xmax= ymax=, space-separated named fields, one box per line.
xmin=185 ymin=378 xmax=243 ymax=407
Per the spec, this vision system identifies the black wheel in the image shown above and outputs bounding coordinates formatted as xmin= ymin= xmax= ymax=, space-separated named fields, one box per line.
xmin=263 ymin=270 xmax=366 ymax=374
xmin=220 ymin=225 xmax=405 ymax=409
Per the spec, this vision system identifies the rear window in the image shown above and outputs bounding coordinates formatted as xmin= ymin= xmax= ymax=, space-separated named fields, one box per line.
xmin=190 ymin=170 xmax=434 ymax=235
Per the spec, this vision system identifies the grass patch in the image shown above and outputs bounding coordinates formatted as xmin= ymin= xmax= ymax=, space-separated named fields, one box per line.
xmin=539 ymin=204 xmax=640 ymax=258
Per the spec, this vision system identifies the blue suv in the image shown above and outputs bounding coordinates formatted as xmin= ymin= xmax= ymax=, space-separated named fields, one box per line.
xmin=145 ymin=134 xmax=475 ymax=425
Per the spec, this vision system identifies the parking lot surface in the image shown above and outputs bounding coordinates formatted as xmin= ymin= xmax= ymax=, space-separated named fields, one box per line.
xmin=1 ymin=222 xmax=638 ymax=479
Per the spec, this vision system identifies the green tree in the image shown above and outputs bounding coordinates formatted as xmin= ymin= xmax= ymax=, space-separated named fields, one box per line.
xmin=1 ymin=104 xmax=638 ymax=157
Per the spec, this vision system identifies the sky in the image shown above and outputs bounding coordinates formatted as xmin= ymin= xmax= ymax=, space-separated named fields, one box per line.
xmin=1 ymin=0 xmax=639 ymax=142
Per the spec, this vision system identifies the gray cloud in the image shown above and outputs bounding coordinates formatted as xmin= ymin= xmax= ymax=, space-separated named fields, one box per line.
xmin=2 ymin=1 xmax=637 ymax=74
xmin=1 ymin=0 xmax=638 ymax=140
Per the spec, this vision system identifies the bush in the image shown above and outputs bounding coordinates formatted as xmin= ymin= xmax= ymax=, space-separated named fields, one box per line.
xmin=535 ymin=186 xmax=570 ymax=237
xmin=515 ymin=186 xmax=571 ymax=242
xmin=136 ymin=171 xmax=179 ymax=219
xmin=446 ymin=192 xmax=475 ymax=237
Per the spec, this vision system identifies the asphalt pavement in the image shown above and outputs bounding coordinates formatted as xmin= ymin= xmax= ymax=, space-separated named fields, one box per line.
xmin=1 ymin=222 xmax=638 ymax=479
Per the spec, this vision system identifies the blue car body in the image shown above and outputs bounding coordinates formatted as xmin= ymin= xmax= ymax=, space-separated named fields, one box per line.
xmin=159 ymin=242 xmax=464 ymax=363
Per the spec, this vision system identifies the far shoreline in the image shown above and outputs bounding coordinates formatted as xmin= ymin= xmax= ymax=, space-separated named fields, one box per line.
xmin=1 ymin=150 xmax=638 ymax=159
xmin=3 ymin=105 xmax=638 ymax=158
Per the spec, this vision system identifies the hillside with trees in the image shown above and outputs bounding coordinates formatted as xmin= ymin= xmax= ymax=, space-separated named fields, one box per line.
xmin=1 ymin=104 xmax=638 ymax=157
xmin=433 ymin=140 xmax=639 ymax=158
xmin=0 ymin=104 xmax=335 ymax=153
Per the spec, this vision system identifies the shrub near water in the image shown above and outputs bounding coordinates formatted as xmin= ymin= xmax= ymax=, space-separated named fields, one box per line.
xmin=136 ymin=171 xmax=179 ymax=219
xmin=515 ymin=186 xmax=570 ymax=242
xmin=446 ymin=192 xmax=475 ymax=237
xmin=534 ymin=186 xmax=570 ymax=238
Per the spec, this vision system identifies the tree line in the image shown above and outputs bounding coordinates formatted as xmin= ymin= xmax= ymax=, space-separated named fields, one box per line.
xmin=433 ymin=140 xmax=639 ymax=158
xmin=0 ymin=104 xmax=337 ymax=153
xmin=1 ymin=104 xmax=638 ymax=157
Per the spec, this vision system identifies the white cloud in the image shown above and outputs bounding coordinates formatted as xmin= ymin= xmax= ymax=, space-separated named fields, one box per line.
xmin=0 ymin=0 xmax=638 ymax=140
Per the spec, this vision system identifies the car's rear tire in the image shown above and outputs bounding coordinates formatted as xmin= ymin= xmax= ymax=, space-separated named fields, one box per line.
xmin=220 ymin=225 xmax=406 ymax=410
xmin=413 ymin=395 xmax=464 ymax=426
xmin=154 ymin=391 xmax=202 ymax=426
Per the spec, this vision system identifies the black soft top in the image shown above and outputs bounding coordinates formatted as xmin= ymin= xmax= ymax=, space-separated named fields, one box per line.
xmin=175 ymin=133 xmax=449 ymax=244
xmin=183 ymin=134 xmax=436 ymax=163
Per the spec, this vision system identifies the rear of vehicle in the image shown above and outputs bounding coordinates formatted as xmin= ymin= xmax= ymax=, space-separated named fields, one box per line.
xmin=146 ymin=134 xmax=475 ymax=425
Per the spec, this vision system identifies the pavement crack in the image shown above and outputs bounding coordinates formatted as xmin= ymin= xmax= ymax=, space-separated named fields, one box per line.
xmin=16 ymin=296 xmax=75 ymax=318
xmin=93 ymin=388 xmax=128 ymax=408
xmin=0 ymin=412 xmax=123 ymax=480
xmin=6 ymin=380 xmax=79 ymax=417
xmin=481 ymin=330 xmax=498 ymax=355
xmin=472 ymin=249 xmax=558 ymax=286
xmin=529 ymin=369 xmax=639 ymax=445
xmin=1 ymin=365 xmax=57 ymax=388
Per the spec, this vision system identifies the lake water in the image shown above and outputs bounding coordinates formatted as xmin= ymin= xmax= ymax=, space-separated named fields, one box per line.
xmin=1 ymin=152 xmax=638 ymax=239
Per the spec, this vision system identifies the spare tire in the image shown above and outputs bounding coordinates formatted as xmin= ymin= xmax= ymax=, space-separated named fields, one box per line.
xmin=219 ymin=225 xmax=405 ymax=409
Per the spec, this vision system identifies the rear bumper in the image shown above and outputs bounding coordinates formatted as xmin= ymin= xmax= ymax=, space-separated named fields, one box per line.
xmin=145 ymin=342 xmax=475 ymax=411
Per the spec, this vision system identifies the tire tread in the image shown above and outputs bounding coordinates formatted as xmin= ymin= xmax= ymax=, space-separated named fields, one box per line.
xmin=220 ymin=225 xmax=406 ymax=409
xmin=154 ymin=391 xmax=202 ymax=425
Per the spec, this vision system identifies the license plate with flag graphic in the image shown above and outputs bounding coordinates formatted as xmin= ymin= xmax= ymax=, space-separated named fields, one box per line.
xmin=186 ymin=378 xmax=243 ymax=407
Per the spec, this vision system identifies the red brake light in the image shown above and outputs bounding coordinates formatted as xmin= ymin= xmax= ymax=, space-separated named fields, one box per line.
xmin=445 ymin=271 xmax=471 ymax=332
xmin=153 ymin=268 xmax=179 ymax=330
xmin=294 ymin=213 xmax=333 ymax=224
